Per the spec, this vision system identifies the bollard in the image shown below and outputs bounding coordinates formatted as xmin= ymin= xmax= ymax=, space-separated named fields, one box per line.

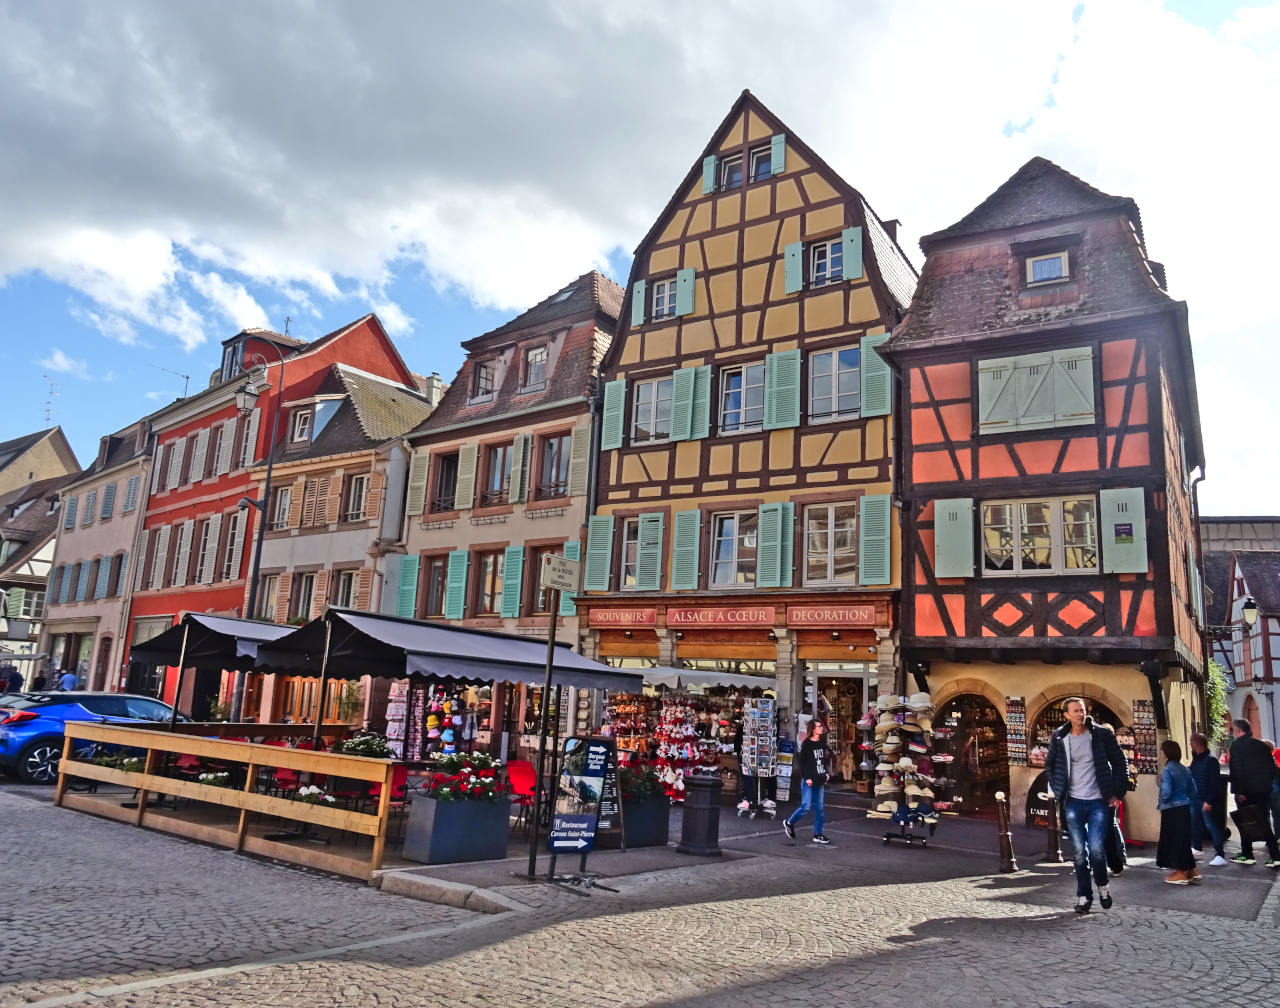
xmin=676 ymin=774 xmax=724 ymax=857
xmin=1044 ymin=791 xmax=1065 ymax=863
xmin=994 ymin=790 xmax=1018 ymax=873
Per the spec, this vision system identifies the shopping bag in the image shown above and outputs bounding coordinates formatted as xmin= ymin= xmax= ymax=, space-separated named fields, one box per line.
xmin=1104 ymin=806 xmax=1127 ymax=874
xmin=1230 ymin=803 xmax=1270 ymax=845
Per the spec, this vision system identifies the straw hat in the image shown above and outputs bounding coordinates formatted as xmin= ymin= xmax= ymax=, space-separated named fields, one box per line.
xmin=896 ymin=756 xmax=916 ymax=771
xmin=907 ymin=692 xmax=933 ymax=711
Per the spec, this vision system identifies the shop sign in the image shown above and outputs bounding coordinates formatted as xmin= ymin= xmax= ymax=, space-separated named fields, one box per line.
xmin=786 ymin=605 xmax=877 ymax=627
xmin=588 ymin=608 xmax=657 ymax=628
xmin=667 ymin=606 xmax=774 ymax=627
xmin=549 ymin=737 xmax=613 ymax=853
xmin=1025 ymin=770 xmax=1053 ymax=830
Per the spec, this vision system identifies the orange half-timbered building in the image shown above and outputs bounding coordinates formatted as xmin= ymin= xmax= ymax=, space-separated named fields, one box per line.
xmin=883 ymin=158 xmax=1206 ymax=839
xmin=578 ymin=92 xmax=916 ymax=766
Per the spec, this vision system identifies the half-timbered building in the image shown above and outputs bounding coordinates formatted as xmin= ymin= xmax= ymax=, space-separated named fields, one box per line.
xmin=882 ymin=158 xmax=1206 ymax=839
xmin=577 ymin=92 xmax=916 ymax=757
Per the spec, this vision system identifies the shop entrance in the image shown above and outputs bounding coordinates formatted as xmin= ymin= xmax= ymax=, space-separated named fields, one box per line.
xmin=1028 ymin=696 xmax=1123 ymax=767
xmin=802 ymin=663 xmax=875 ymax=791
xmin=935 ymin=693 xmax=1009 ymax=816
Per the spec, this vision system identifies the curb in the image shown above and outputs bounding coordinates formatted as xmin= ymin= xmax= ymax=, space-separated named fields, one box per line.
xmin=370 ymin=868 xmax=530 ymax=915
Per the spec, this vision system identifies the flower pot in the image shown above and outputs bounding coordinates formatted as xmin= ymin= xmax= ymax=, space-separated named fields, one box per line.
xmin=621 ymin=794 xmax=671 ymax=848
xmin=402 ymin=796 xmax=511 ymax=865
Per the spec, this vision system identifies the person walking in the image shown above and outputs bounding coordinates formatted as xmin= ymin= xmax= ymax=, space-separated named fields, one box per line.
xmin=1156 ymin=740 xmax=1199 ymax=884
xmin=1045 ymin=697 xmax=1131 ymax=913
xmin=1228 ymin=719 xmax=1280 ymax=867
xmin=3 ymin=666 xmax=22 ymax=693
xmin=1188 ymin=733 xmax=1228 ymax=866
xmin=58 ymin=669 xmax=79 ymax=691
xmin=783 ymin=718 xmax=831 ymax=845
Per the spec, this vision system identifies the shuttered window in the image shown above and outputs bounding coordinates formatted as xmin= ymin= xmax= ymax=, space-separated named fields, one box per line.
xmin=100 ymin=483 xmax=116 ymax=519
xmin=858 ymin=494 xmax=893 ymax=586
xmin=763 ymin=349 xmax=801 ymax=430
xmin=804 ymin=503 xmax=858 ymax=586
xmin=444 ymin=550 xmax=470 ymax=620
xmin=584 ymin=515 xmax=615 ymax=592
xmin=500 ymin=545 xmax=524 ymax=618
xmin=709 ymin=511 xmax=758 ymax=586
xmin=809 ymin=346 xmax=860 ymax=423
xmin=632 ymin=377 xmax=674 ymax=444
xmin=123 ymin=475 xmax=140 ymax=512
xmin=398 ymin=555 xmax=420 ymax=619
xmin=933 ymin=498 xmax=975 ymax=579
xmin=981 ymin=496 xmax=1099 ymax=576
xmin=474 ymin=550 xmax=505 ymax=616
xmin=671 ymin=510 xmax=701 ymax=590
xmin=559 ymin=541 xmax=581 ymax=617
xmin=757 ymin=502 xmax=795 ymax=589
xmin=405 ymin=450 xmax=430 ymax=516
xmin=860 ymin=332 xmax=892 ymax=419
xmin=719 ymin=362 xmax=766 ymax=434
xmin=635 ymin=512 xmax=665 ymax=591
xmin=669 ymin=366 xmax=711 ymax=443
xmin=600 ymin=379 xmax=627 ymax=451
xmin=977 ymin=346 xmax=1096 ymax=434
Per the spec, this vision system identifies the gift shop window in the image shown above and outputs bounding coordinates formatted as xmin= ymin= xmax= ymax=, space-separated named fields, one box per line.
xmin=480 ymin=443 xmax=512 ymax=507
xmin=982 ymin=496 xmax=1098 ymax=576
xmin=620 ymin=518 xmax=640 ymax=590
xmin=431 ymin=452 xmax=459 ymax=513
xmin=804 ymin=503 xmax=858 ymax=586
xmin=809 ymin=345 xmax=860 ymax=422
xmin=710 ymin=510 xmax=758 ymax=587
xmin=536 ymin=433 xmax=570 ymax=499
xmin=631 ymin=377 xmax=673 ymax=444
xmin=474 ymin=550 xmax=505 ymax=616
xmin=719 ymin=362 xmax=765 ymax=434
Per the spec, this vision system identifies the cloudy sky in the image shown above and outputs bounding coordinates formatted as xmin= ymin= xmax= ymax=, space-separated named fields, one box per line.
xmin=0 ymin=0 xmax=1274 ymax=513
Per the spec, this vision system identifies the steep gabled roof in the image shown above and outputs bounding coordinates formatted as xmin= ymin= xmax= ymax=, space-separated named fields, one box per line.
xmin=1237 ymin=551 xmax=1280 ymax=616
xmin=0 ymin=429 xmax=50 ymax=470
xmin=474 ymin=270 xmax=623 ymax=344
xmin=0 ymin=471 xmax=79 ymax=578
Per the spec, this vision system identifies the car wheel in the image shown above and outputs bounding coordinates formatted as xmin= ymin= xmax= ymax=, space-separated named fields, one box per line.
xmin=17 ymin=740 xmax=64 ymax=784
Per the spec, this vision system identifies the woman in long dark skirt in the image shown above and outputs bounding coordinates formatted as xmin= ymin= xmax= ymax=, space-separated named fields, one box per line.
xmin=1156 ymin=739 xmax=1199 ymax=884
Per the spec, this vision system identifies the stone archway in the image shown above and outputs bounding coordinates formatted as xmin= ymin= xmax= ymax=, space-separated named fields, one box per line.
xmin=932 ymin=676 xmax=1007 ymax=718
xmin=1026 ymin=681 xmax=1132 ymax=735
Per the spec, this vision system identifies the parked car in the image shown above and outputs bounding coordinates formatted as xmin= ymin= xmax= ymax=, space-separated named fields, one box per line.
xmin=0 ymin=692 xmax=186 ymax=784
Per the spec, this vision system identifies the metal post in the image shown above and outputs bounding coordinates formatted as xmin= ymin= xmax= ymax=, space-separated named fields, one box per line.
xmin=525 ymin=587 xmax=560 ymax=878
xmin=995 ymin=790 xmax=1018 ymax=873
xmin=167 ymin=622 xmax=190 ymax=731
xmin=1044 ymin=792 xmax=1065 ymax=863
xmin=311 ymin=618 xmax=333 ymax=749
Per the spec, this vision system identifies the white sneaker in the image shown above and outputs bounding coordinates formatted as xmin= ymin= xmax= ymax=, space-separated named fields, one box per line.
xmin=1191 ymin=849 xmax=1202 ymax=860
xmin=761 ymin=799 xmax=776 ymax=808
xmin=737 ymin=800 xmax=750 ymax=811
xmin=1210 ymin=855 xmax=1229 ymax=867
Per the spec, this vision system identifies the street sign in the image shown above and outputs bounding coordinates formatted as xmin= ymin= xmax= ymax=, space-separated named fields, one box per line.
xmin=540 ymin=553 xmax=581 ymax=593
xmin=548 ymin=737 xmax=612 ymax=854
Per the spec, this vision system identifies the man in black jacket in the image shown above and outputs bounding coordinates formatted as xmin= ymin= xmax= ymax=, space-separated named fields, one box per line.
xmin=1045 ymin=698 xmax=1130 ymax=913
xmin=1227 ymin=719 xmax=1280 ymax=867
xmin=1188 ymin=733 xmax=1227 ymax=865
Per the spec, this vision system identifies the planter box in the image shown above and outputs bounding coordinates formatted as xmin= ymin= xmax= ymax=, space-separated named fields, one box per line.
xmin=402 ymin=796 xmax=511 ymax=865
xmin=598 ymin=794 xmax=670 ymax=849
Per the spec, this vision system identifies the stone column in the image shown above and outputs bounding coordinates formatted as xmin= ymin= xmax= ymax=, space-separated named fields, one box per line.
xmin=772 ymin=628 xmax=797 ymax=739
xmin=657 ymin=629 xmax=679 ymax=668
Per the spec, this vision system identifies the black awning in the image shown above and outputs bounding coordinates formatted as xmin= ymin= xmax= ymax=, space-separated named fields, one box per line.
xmin=128 ymin=613 xmax=295 ymax=671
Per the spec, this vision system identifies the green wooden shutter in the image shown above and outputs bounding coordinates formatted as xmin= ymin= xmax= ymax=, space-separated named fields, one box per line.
xmin=671 ymin=510 xmax=701 ymax=590
xmin=780 ymin=501 xmax=794 ymax=588
xmin=842 ymin=226 xmax=863 ymax=281
xmin=405 ymin=450 xmax=430 ymax=516
xmin=5 ymin=588 xmax=24 ymax=617
xmin=675 ymin=267 xmax=695 ymax=316
xmin=763 ymin=349 xmax=802 ymax=430
xmin=690 ymin=365 xmax=712 ymax=440
xmin=397 ymin=554 xmax=420 ymax=619
xmin=631 ymin=280 xmax=647 ymax=327
xmin=508 ymin=434 xmax=529 ymax=504
xmin=636 ymin=512 xmax=664 ymax=591
xmin=101 ymin=483 xmax=116 ymax=519
xmin=977 ymin=355 xmax=1018 ymax=434
xmin=933 ymin=498 xmax=975 ymax=578
xmin=584 ymin=515 xmax=615 ymax=591
xmin=600 ymin=379 xmax=626 ymax=451
xmin=756 ymin=502 xmax=795 ymax=589
xmin=500 ymin=545 xmax=524 ymax=617
xmin=770 ymin=133 xmax=786 ymax=175
xmin=455 ymin=443 xmax=477 ymax=509
xmin=1013 ymin=352 xmax=1055 ymax=431
xmin=670 ymin=367 xmax=695 ymax=442
xmin=1052 ymin=346 xmax=1096 ymax=426
xmin=560 ymin=541 xmax=581 ymax=617
xmin=702 ymin=154 xmax=718 ymax=195
xmin=567 ymin=421 xmax=591 ymax=497
xmin=784 ymin=241 xmax=803 ymax=294
xmin=1099 ymin=487 xmax=1148 ymax=574
xmin=1192 ymin=553 xmax=1204 ymax=626
xmin=444 ymin=550 xmax=470 ymax=619
xmin=858 ymin=494 xmax=892 ymax=586
xmin=63 ymin=496 xmax=77 ymax=529
xmin=860 ymin=332 xmax=893 ymax=418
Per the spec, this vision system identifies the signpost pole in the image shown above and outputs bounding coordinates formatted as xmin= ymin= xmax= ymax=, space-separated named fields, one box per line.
xmin=525 ymin=585 xmax=560 ymax=880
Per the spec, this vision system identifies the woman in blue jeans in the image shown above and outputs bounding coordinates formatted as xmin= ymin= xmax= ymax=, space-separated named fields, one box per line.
xmin=783 ymin=719 xmax=831 ymax=845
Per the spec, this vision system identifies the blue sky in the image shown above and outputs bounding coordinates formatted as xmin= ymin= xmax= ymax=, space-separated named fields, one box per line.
xmin=1 ymin=0 xmax=1276 ymax=513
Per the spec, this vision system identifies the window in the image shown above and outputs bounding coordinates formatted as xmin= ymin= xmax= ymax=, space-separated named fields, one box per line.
xmin=749 ymin=145 xmax=772 ymax=182
xmin=221 ymin=512 xmax=241 ymax=581
xmin=809 ymin=346 xmax=861 ymax=422
xmin=719 ymin=362 xmax=766 ymax=434
xmin=719 ymin=153 xmax=743 ymax=191
xmin=523 ymin=345 xmax=548 ymax=390
xmin=22 ymin=590 xmax=45 ymax=620
xmin=474 ymin=551 xmax=504 ymax=615
xmin=530 ymin=545 xmax=558 ymax=613
xmin=271 ymin=487 xmax=292 ymax=530
xmin=1026 ymin=251 xmax=1069 ymax=284
xmin=206 ymin=426 xmax=223 ymax=479
xmin=334 ymin=570 xmax=357 ymax=609
xmin=260 ymin=574 xmax=279 ymax=619
xmin=193 ymin=519 xmax=213 ymax=581
xmin=181 ymin=435 xmax=198 ymax=484
xmin=982 ymin=496 xmax=1098 ymax=575
xmin=344 ymin=474 xmax=369 ymax=521
xmin=291 ymin=409 xmax=312 ymax=443
xmin=239 ymin=417 xmax=255 ymax=468
xmin=977 ymin=346 xmax=1096 ymax=434
xmin=631 ymin=377 xmax=674 ymax=444
xmin=810 ymin=238 xmax=844 ymax=286
xmin=804 ymin=503 xmax=858 ymax=585
xmin=480 ymin=443 xmax=512 ymax=507
xmin=422 ymin=556 xmax=447 ymax=617
xmin=431 ymin=453 xmax=459 ymax=513
xmin=290 ymin=573 xmax=315 ymax=621
xmin=108 ymin=554 xmax=125 ymax=597
xmin=537 ymin=433 xmax=571 ymax=499
xmin=472 ymin=361 xmax=496 ymax=399
xmin=220 ymin=343 xmax=242 ymax=382
xmin=652 ymin=279 xmax=677 ymax=319
xmin=621 ymin=518 xmax=640 ymax=589
xmin=710 ymin=511 xmax=759 ymax=586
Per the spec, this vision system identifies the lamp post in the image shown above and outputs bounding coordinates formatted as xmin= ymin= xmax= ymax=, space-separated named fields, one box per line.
xmin=229 ymin=345 xmax=287 ymax=722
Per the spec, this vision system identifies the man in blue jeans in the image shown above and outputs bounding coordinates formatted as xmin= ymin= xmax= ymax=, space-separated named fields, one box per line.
xmin=783 ymin=718 xmax=831 ymax=845
xmin=1045 ymin=698 xmax=1131 ymax=913
xmin=1188 ymin=733 xmax=1228 ymax=865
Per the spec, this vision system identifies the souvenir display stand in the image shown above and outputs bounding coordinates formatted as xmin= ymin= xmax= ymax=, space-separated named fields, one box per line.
xmin=652 ymin=691 xmax=721 ymax=801
xmin=382 ymin=677 xmax=471 ymax=761
xmin=866 ymin=692 xmax=949 ymax=847
xmin=736 ymin=697 xmax=777 ymax=819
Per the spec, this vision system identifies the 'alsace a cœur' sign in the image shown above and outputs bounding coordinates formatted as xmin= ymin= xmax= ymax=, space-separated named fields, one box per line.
xmin=667 ymin=606 xmax=774 ymax=627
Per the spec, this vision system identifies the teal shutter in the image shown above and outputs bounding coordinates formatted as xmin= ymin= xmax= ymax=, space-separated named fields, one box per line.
xmin=858 ymin=494 xmax=892 ymax=586
xmin=444 ymin=550 xmax=470 ymax=619
xmin=933 ymin=498 xmax=975 ymax=578
xmin=671 ymin=510 xmax=701 ymax=590
xmin=770 ymin=133 xmax=786 ymax=175
xmin=860 ymin=332 xmax=893 ymax=418
xmin=636 ymin=512 xmax=664 ymax=591
xmin=784 ymin=241 xmax=803 ymax=294
xmin=675 ymin=267 xmax=695 ymax=316
xmin=841 ymin=226 xmax=863 ymax=280
xmin=757 ymin=502 xmax=794 ymax=589
xmin=101 ymin=483 xmax=116 ymax=519
xmin=1013 ymin=352 xmax=1055 ymax=431
xmin=977 ymin=355 xmax=1019 ymax=434
xmin=117 ymin=552 xmax=128 ymax=595
xmin=690 ymin=365 xmax=712 ymax=440
xmin=75 ymin=562 xmax=91 ymax=602
xmin=631 ymin=280 xmax=647 ymax=327
xmin=600 ymin=379 xmax=627 ymax=451
xmin=670 ymin=367 xmax=696 ymax=442
xmin=780 ymin=501 xmax=794 ymax=588
xmin=5 ymin=588 xmax=24 ymax=617
xmin=94 ymin=558 xmax=111 ymax=599
xmin=1099 ymin=487 xmax=1148 ymax=574
xmin=559 ymin=541 xmax=581 ymax=617
xmin=500 ymin=545 xmax=524 ymax=618
xmin=763 ymin=349 xmax=802 ymax=430
xmin=584 ymin=515 xmax=615 ymax=591
xmin=397 ymin=554 xmax=420 ymax=619
xmin=702 ymin=154 xmax=718 ymax=195
xmin=1052 ymin=346 xmax=1096 ymax=426
xmin=59 ymin=564 xmax=72 ymax=603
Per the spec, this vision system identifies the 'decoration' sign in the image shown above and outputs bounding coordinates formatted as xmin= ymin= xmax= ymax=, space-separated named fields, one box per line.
xmin=667 ymin=606 xmax=775 ymax=627
xmin=588 ymin=608 xmax=658 ymax=627
xmin=786 ymin=605 xmax=877 ymax=627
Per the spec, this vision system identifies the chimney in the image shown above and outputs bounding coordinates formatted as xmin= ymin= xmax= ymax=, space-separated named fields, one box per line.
xmin=883 ymin=219 xmax=901 ymax=242
xmin=425 ymin=372 xmax=445 ymax=408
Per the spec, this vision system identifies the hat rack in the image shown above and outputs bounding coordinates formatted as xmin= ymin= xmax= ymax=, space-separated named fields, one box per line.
xmin=866 ymin=692 xmax=949 ymax=848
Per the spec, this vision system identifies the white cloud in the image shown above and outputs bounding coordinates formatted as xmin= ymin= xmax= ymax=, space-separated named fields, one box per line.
xmin=40 ymin=348 xmax=89 ymax=380
xmin=143 ymin=391 xmax=164 ymax=400
xmin=189 ymin=271 xmax=269 ymax=331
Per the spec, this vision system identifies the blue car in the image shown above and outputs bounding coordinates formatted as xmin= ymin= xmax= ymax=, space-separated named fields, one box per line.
xmin=0 ymin=691 xmax=185 ymax=784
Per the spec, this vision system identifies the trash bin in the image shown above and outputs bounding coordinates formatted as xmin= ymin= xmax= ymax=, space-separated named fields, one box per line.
xmin=676 ymin=774 xmax=723 ymax=857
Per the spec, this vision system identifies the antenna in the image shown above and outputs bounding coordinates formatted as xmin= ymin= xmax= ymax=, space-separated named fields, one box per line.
xmin=284 ymin=315 xmax=292 ymax=336
xmin=150 ymin=365 xmax=191 ymax=398
xmin=42 ymin=375 xmax=59 ymax=423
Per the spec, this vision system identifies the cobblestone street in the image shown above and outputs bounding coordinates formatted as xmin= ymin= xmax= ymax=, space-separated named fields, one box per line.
xmin=5 ymin=784 xmax=1277 ymax=1008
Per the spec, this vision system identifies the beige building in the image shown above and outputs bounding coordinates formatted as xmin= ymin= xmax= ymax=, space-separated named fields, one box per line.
xmin=0 ymin=427 xmax=79 ymax=498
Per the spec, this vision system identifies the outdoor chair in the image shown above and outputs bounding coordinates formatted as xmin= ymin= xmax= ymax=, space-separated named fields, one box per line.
xmin=366 ymin=764 xmax=411 ymax=842
xmin=507 ymin=759 xmax=537 ymax=835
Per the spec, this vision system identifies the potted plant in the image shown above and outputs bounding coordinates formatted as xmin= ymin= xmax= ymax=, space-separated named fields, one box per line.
xmin=335 ymin=731 xmax=394 ymax=759
xmin=402 ymin=752 xmax=510 ymax=865
xmin=616 ymin=763 xmax=670 ymax=848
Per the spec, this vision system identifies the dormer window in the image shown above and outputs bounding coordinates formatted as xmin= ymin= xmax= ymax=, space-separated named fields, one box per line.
xmin=291 ymin=408 xmax=312 ymax=443
xmin=1026 ymin=251 xmax=1070 ymax=285
xmin=472 ymin=361 xmax=496 ymax=400
xmin=220 ymin=340 xmax=244 ymax=382
xmin=749 ymin=144 xmax=772 ymax=182
xmin=719 ymin=154 xmax=743 ymax=191
xmin=523 ymin=345 xmax=548 ymax=391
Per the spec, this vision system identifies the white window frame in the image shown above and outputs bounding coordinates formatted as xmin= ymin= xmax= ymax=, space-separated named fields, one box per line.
xmin=221 ymin=512 xmax=241 ymax=581
xmin=22 ymin=590 xmax=45 ymax=619
xmin=631 ymin=377 xmax=674 ymax=445
xmin=803 ymin=502 xmax=859 ymax=586
xmin=620 ymin=518 xmax=641 ymax=590
xmin=809 ymin=345 xmax=861 ymax=423
xmin=652 ymin=279 xmax=677 ymax=319
xmin=748 ymin=145 xmax=772 ymax=183
xmin=334 ymin=569 xmax=357 ymax=609
xmin=718 ymin=153 xmax=743 ymax=191
xmin=344 ymin=473 xmax=369 ymax=521
xmin=980 ymin=495 xmax=1099 ymax=577
xmin=1026 ymin=251 xmax=1069 ymax=285
xmin=260 ymin=574 xmax=279 ymax=619
xmin=291 ymin=409 xmax=312 ymax=443
xmin=523 ymin=345 xmax=548 ymax=390
xmin=719 ymin=361 xmax=766 ymax=434
xmin=271 ymin=487 xmax=292 ymax=530
xmin=193 ymin=519 xmax=213 ymax=580
xmin=709 ymin=510 xmax=759 ymax=587
xmin=810 ymin=238 xmax=844 ymax=287
xmin=472 ymin=361 xmax=496 ymax=400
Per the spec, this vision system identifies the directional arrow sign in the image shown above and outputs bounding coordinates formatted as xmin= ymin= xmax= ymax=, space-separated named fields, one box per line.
xmin=548 ymin=737 xmax=609 ymax=854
